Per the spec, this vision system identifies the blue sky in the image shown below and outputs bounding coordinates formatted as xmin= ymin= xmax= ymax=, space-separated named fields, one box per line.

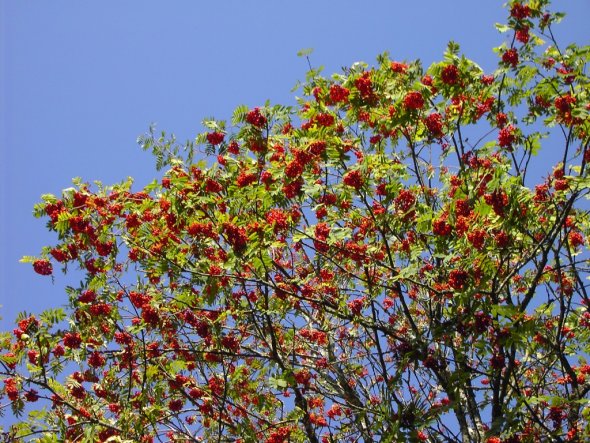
xmin=1 ymin=0 xmax=589 ymax=329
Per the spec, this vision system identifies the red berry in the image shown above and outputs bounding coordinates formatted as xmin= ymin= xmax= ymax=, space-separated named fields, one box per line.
xmin=33 ymin=259 xmax=52 ymax=276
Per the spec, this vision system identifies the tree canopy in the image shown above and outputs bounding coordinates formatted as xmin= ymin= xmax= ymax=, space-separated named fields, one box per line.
xmin=2 ymin=1 xmax=590 ymax=441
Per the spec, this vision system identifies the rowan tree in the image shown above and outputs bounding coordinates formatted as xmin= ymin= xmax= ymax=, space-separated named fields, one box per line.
xmin=2 ymin=1 xmax=590 ymax=441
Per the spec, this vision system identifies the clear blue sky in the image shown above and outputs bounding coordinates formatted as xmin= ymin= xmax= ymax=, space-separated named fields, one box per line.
xmin=1 ymin=1 xmax=588 ymax=329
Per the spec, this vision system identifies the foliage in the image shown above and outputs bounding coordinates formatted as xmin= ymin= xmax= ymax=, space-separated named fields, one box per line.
xmin=2 ymin=1 xmax=590 ymax=441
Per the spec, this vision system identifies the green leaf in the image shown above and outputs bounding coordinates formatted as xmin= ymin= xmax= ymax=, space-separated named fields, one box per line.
xmin=40 ymin=308 xmax=66 ymax=326
xmin=297 ymin=48 xmax=314 ymax=57
xmin=269 ymin=376 xmax=288 ymax=389
xmin=495 ymin=23 xmax=510 ymax=33
xmin=19 ymin=256 xmax=37 ymax=264
xmin=491 ymin=304 xmax=519 ymax=318
xmin=231 ymin=104 xmax=249 ymax=125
